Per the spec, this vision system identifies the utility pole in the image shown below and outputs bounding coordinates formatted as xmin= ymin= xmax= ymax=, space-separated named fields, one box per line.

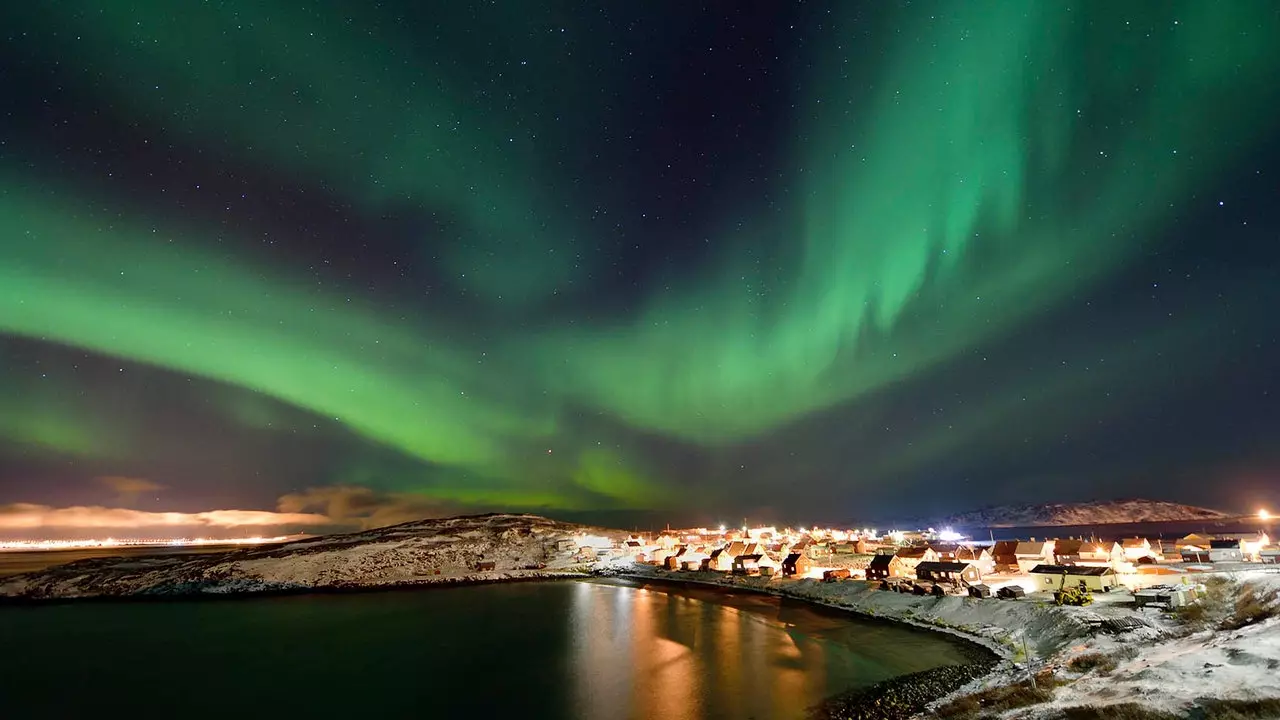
xmin=1022 ymin=632 xmax=1036 ymax=690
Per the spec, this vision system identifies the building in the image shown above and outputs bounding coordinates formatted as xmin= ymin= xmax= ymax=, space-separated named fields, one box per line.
xmin=915 ymin=561 xmax=981 ymax=586
xmin=476 ymin=560 xmax=497 ymax=571
xmin=1208 ymin=539 xmax=1244 ymax=563
xmin=1121 ymin=538 xmax=1159 ymax=563
xmin=1053 ymin=540 xmax=1124 ymax=568
xmin=1015 ymin=540 xmax=1056 ymax=574
xmin=781 ymin=553 xmax=811 ymax=578
xmin=704 ymin=548 xmax=734 ymax=572
xmin=894 ymin=546 xmax=939 ymax=573
xmin=865 ymin=554 xmax=903 ymax=581
xmin=1028 ymin=564 xmax=1119 ymax=592
xmin=991 ymin=541 xmax=1020 ymax=572
xmin=732 ymin=553 xmax=778 ymax=576
xmin=1260 ymin=545 xmax=1280 ymax=564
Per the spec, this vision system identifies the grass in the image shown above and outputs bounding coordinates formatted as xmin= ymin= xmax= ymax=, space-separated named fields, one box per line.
xmin=1219 ymin=583 xmax=1280 ymax=631
xmin=1174 ymin=576 xmax=1237 ymax=630
xmin=1196 ymin=698 xmax=1280 ymax=720
xmin=1056 ymin=703 xmax=1180 ymax=719
xmin=934 ymin=673 xmax=1059 ymax=719
xmin=1067 ymin=651 xmax=1118 ymax=674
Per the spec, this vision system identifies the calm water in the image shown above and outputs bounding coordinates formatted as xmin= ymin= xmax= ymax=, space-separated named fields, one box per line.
xmin=0 ymin=579 xmax=974 ymax=719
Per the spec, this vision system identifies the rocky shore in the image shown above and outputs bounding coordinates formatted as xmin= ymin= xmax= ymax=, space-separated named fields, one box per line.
xmin=811 ymin=660 xmax=999 ymax=720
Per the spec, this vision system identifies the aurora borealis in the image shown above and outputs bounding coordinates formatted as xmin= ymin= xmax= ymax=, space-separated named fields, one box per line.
xmin=2 ymin=1 xmax=1279 ymax=531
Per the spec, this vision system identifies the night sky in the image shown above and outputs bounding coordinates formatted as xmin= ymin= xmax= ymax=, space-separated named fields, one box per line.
xmin=2 ymin=1 xmax=1279 ymax=535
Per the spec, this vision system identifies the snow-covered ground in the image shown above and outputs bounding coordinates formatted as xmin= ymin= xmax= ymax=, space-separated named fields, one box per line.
xmin=0 ymin=513 xmax=623 ymax=599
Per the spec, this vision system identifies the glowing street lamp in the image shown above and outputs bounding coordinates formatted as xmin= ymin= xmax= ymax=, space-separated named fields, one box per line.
xmin=1260 ymin=509 xmax=1272 ymax=521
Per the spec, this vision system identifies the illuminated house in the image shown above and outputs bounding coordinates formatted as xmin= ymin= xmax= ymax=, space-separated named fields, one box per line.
xmin=781 ymin=553 xmax=812 ymax=578
xmin=893 ymin=546 xmax=939 ymax=573
xmin=1120 ymin=538 xmax=1159 ymax=563
xmin=1014 ymin=540 xmax=1056 ymax=574
xmin=866 ymin=553 xmax=910 ymax=580
xmin=915 ymin=561 xmax=981 ymax=586
xmin=704 ymin=548 xmax=734 ymax=572
xmin=732 ymin=552 xmax=778 ymax=576
xmin=1053 ymin=540 xmax=1124 ymax=569
xmin=991 ymin=541 xmax=1020 ymax=572
xmin=928 ymin=544 xmax=995 ymax=575
xmin=1029 ymin=564 xmax=1119 ymax=592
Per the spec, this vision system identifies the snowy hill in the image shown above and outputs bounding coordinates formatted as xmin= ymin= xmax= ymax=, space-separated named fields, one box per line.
xmin=0 ymin=513 xmax=625 ymax=600
xmin=941 ymin=499 xmax=1230 ymax=528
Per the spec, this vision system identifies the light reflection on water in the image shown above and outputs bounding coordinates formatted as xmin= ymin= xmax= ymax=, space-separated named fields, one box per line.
xmin=568 ymin=580 xmax=965 ymax=720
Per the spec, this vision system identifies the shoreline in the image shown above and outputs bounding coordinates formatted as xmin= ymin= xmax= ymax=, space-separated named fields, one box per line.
xmin=601 ymin=568 xmax=1013 ymax=660
xmin=0 ymin=569 xmax=590 ymax=606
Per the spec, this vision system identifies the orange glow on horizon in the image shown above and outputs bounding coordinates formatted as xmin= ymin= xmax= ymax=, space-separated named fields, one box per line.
xmin=0 ymin=535 xmax=304 ymax=551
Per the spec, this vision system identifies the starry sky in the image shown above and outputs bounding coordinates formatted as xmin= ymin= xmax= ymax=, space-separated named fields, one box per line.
xmin=2 ymin=1 xmax=1279 ymax=534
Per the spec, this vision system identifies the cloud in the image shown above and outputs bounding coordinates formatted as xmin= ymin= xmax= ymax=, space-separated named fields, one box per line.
xmin=276 ymin=485 xmax=457 ymax=530
xmin=96 ymin=476 xmax=165 ymax=494
xmin=0 ymin=503 xmax=329 ymax=531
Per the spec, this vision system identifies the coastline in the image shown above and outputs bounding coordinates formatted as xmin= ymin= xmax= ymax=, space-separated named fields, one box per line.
xmin=599 ymin=570 xmax=1008 ymax=660
xmin=0 ymin=568 xmax=591 ymax=606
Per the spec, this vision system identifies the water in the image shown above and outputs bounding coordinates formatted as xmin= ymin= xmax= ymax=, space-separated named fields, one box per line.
xmin=0 ymin=579 xmax=975 ymax=719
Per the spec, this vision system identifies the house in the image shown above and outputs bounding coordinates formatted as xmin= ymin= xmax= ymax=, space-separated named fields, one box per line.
xmin=823 ymin=569 xmax=852 ymax=582
xmin=1208 ymin=539 xmax=1244 ymax=563
xmin=1121 ymin=538 xmax=1159 ymax=563
xmin=781 ymin=553 xmax=812 ymax=578
xmin=1176 ymin=533 xmax=1215 ymax=552
xmin=476 ymin=560 xmax=497 ymax=571
xmin=732 ymin=553 xmax=778 ymax=576
xmin=1028 ymin=564 xmax=1119 ymax=592
xmin=928 ymin=545 xmax=995 ymax=575
xmin=705 ymin=548 xmax=734 ymax=572
xmin=894 ymin=546 xmax=939 ymax=573
xmin=1015 ymin=540 xmax=1056 ymax=574
xmin=915 ymin=561 xmax=981 ymax=586
xmin=806 ymin=542 xmax=833 ymax=559
xmin=1054 ymin=540 xmax=1124 ymax=568
xmin=866 ymin=554 xmax=902 ymax=581
xmin=1260 ymin=545 xmax=1280 ymax=564
xmin=991 ymin=541 xmax=1020 ymax=572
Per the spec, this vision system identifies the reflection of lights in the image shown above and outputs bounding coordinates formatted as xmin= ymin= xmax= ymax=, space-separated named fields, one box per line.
xmin=0 ymin=535 xmax=298 ymax=551
xmin=938 ymin=528 xmax=964 ymax=542
xmin=1261 ymin=509 xmax=1272 ymax=521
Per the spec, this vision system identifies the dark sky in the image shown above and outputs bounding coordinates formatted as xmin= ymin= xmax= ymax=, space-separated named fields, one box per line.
xmin=1 ymin=1 xmax=1278 ymax=533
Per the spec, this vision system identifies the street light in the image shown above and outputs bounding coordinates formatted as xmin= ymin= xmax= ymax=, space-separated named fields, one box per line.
xmin=1260 ymin=509 xmax=1271 ymax=521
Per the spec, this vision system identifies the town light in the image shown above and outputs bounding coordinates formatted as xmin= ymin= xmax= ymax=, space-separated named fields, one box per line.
xmin=1260 ymin=509 xmax=1272 ymax=521
xmin=938 ymin=528 xmax=964 ymax=542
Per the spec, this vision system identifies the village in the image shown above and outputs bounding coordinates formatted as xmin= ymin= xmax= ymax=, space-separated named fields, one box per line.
xmin=584 ymin=521 xmax=1279 ymax=606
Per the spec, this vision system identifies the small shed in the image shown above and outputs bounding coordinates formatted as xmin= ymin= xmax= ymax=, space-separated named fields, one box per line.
xmin=823 ymin=568 xmax=851 ymax=583
xmin=996 ymin=585 xmax=1026 ymax=599
xmin=781 ymin=552 xmax=812 ymax=578
xmin=476 ymin=560 xmax=497 ymax=571
xmin=967 ymin=583 xmax=992 ymax=599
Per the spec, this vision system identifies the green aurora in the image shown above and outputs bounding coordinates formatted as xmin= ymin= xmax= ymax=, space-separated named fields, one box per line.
xmin=2 ymin=1 xmax=1278 ymax=515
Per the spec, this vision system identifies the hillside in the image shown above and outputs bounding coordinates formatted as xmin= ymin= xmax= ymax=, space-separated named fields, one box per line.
xmin=941 ymin=499 xmax=1230 ymax=528
xmin=0 ymin=513 xmax=625 ymax=601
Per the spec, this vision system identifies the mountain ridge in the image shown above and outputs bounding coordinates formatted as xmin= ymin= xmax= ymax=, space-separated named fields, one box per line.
xmin=934 ymin=498 xmax=1231 ymax=529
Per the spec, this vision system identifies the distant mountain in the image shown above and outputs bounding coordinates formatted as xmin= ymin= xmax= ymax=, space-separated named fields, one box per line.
xmin=0 ymin=513 xmax=626 ymax=601
xmin=939 ymin=499 xmax=1231 ymax=529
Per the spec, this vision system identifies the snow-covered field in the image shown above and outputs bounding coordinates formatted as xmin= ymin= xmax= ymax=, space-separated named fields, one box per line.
xmin=0 ymin=514 xmax=623 ymax=599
